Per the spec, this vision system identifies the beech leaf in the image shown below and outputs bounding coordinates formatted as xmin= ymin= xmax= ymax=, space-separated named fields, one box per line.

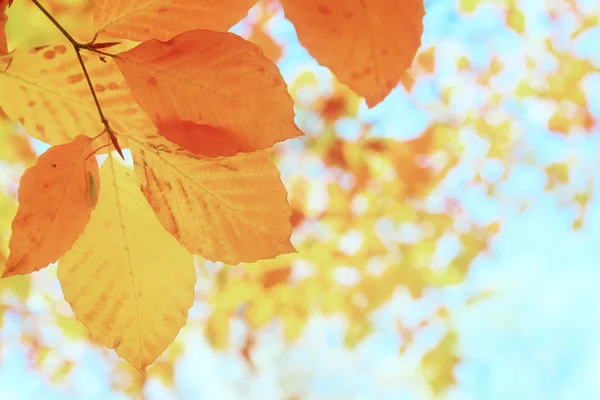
xmin=3 ymin=135 xmax=99 ymax=277
xmin=130 ymin=134 xmax=295 ymax=264
xmin=281 ymin=0 xmax=425 ymax=107
xmin=94 ymin=0 xmax=256 ymax=42
xmin=58 ymin=157 xmax=196 ymax=371
xmin=0 ymin=42 xmax=141 ymax=145
xmin=114 ymin=29 xmax=302 ymax=158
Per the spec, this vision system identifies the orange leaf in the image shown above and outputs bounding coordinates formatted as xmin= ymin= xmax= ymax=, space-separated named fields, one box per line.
xmin=3 ymin=135 xmax=99 ymax=277
xmin=0 ymin=0 xmax=7 ymax=55
xmin=248 ymin=25 xmax=283 ymax=63
xmin=261 ymin=266 xmax=292 ymax=289
xmin=281 ymin=0 xmax=425 ymax=107
xmin=130 ymin=134 xmax=295 ymax=264
xmin=94 ymin=0 xmax=256 ymax=42
xmin=114 ymin=29 xmax=302 ymax=157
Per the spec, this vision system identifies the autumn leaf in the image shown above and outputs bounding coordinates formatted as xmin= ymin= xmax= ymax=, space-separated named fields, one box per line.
xmin=422 ymin=331 xmax=460 ymax=394
xmin=248 ymin=24 xmax=283 ymax=63
xmin=114 ymin=29 xmax=302 ymax=157
xmin=280 ymin=0 xmax=425 ymax=107
xmin=506 ymin=8 xmax=525 ymax=34
xmin=0 ymin=0 xmax=8 ymax=55
xmin=130 ymin=133 xmax=295 ymax=264
xmin=0 ymin=42 xmax=141 ymax=145
xmin=3 ymin=135 xmax=99 ymax=277
xmin=58 ymin=157 xmax=196 ymax=371
xmin=0 ymin=191 xmax=17 ymax=269
xmin=0 ymin=113 xmax=36 ymax=164
xmin=261 ymin=266 xmax=292 ymax=289
xmin=94 ymin=0 xmax=256 ymax=42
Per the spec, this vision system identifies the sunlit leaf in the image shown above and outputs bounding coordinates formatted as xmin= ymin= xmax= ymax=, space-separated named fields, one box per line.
xmin=58 ymin=157 xmax=196 ymax=371
xmin=130 ymin=134 xmax=295 ymax=264
xmin=115 ymin=29 xmax=302 ymax=157
xmin=4 ymin=135 xmax=99 ymax=277
xmin=0 ymin=41 xmax=140 ymax=145
xmin=94 ymin=0 xmax=256 ymax=41
xmin=281 ymin=0 xmax=425 ymax=107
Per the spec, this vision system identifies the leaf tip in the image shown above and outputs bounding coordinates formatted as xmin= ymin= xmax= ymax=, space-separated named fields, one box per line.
xmin=1 ymin=266 xmax=19 ymax=278
xmin=131 ymin=360 xmax=148 ymax=374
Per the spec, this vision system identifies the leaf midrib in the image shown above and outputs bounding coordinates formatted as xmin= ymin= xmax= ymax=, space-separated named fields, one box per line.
xmin=107 ymin=156 xmax=143 ymax=365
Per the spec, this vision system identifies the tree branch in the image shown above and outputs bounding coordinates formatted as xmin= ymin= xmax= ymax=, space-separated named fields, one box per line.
xmin=30 ymin=0 xmax=125 ymax=159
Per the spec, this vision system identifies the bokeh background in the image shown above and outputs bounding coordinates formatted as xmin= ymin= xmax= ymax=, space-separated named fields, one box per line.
xmin=2 ymin=0 xmax=600 ymax=398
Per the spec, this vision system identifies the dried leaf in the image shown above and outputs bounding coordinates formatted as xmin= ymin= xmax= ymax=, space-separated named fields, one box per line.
xmin=114 ymin=29 xmax=302 ymax=157
xmin=131 ymin=134 xmax=295 ymax=264
xmin=94 ymin=0 xmax=256 ymax=41
xmin=281 ymin=0 xmax=425 ymax=107
xmin=4 ymin=135 xmax=99 ymax=277
xmin=58 ymin=157 xmax=195 ymax=371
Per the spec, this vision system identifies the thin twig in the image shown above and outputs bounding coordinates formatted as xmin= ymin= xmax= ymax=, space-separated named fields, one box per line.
xmin=30 ymin=0 xmax=124 ymax=159
xmin=73 ymin=49 xmax=109 ymax=127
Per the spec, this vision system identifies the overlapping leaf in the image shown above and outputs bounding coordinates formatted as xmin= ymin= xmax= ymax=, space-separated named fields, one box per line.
xmin=281 ymin=0 xmax=425 ymax=107
xmin=58 ymin=158 xmax=195 ymax=371
xmin=0 ymin=41 xmax=141 ymax=145
xmin=114 ymin=29 xmax=302 ymax=157
xmin=4 ymin=135 xmax=99 ymax=277
xmin=94 ymin=0 xmax=256 ymax=41
xmin=130 ymin=133 xmax=295 ymax=264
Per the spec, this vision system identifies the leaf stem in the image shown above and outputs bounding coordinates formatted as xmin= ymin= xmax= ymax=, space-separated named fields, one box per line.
xmin=30 ymin=0 xmax=125 ymax=159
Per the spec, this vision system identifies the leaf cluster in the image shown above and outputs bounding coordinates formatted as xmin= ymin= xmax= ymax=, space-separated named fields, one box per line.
xmin=0 ymin=0 xmax=424 ymax=370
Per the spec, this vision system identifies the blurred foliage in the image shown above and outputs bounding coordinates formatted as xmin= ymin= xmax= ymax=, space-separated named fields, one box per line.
xmin=0 ymin=0 xmax=599 ymax=398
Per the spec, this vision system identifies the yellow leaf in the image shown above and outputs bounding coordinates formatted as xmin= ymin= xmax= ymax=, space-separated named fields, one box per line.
xmin=0 ymin=114 xmax=36 ymax=164
xmin=130 ymin=134 xmax=295 ymax=264
xmin=0 ymin=274 xmax=30 ymax=299
xmin=281 ymin=0 xmax=425 ymax=107
xmin=94 ymin=0 xmax=256 ymax=41
xmin=514 ymin=81 xmax=536 ymax=97
xmin=58 ymin=157 xmax=196 ymax=371
xmin=460 ymin=0 xmax=478 ymax=13
xmin=247 ymin=295 xmax=277 ymax=328
xmin=548 ymin=111 xmax=570 ymax=135
xmin=205 ymin=310 xmax=230 ymax=349
xmin=0 ymin=41 xmax=141 ymax=145
xmin=506 ymin=8 xmax=525 ymax=34
xmin=422 ymin=331 xmax=460 ymax=394
xmin=344 ymin=317 xmax=373 ymax=348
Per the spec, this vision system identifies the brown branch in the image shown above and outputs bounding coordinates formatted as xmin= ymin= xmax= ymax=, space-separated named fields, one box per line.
xmin=30 ymin=0 xmax=124 ymax=159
